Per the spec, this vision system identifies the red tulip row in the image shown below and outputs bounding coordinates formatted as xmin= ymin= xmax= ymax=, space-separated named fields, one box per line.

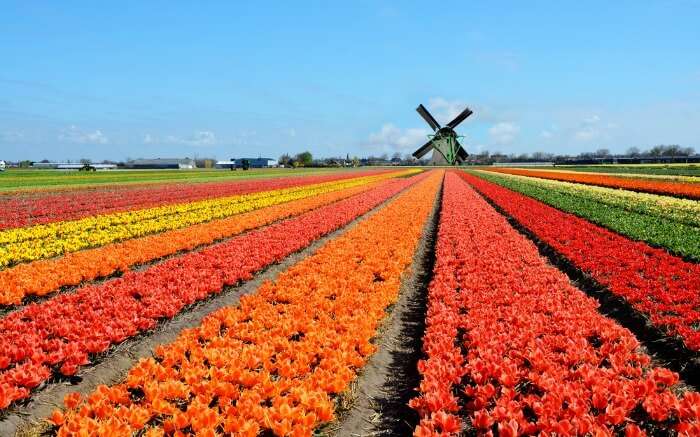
xmin=410 ymin=172 xmax=700 ymax=436
xmin=460 ymin=172 xmax=700 ymax=352
xmin=0 ymin=173 xmax=423 ymax=411
xmin=0 ymin=170 xmax=389 ymax=230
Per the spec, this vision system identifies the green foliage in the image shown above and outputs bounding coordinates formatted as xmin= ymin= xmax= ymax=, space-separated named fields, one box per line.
xmin=295 ymin=151 xmax=313 ymax=167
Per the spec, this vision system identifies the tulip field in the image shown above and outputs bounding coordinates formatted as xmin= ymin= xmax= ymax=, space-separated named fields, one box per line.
xmin=0 ymin=167 xmax=699 ymax=436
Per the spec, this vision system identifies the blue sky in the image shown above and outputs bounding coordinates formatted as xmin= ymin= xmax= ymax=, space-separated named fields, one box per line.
xmin=1 ymin=1 xmax=699 ymax=161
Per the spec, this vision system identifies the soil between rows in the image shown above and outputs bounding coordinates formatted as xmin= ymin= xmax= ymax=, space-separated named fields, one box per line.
xmin=465 ymin=178 xmax=700 ymax=392
xmin=1 ymin=176 xmax=422 ymax=437
xmin=328 ymin=173 xmax=443 ymax=437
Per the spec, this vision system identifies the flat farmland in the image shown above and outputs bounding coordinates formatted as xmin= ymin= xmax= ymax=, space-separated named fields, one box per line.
xmin=0 ymin=168 xmax=369 ymax=192
xmin=1 ymin=167 xmax=698 ymax=436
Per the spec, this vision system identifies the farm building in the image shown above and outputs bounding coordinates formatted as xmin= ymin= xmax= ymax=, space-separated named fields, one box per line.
xmin=125 ymin=158 xmax=196 ymax=169
xmin=215 ymin=158 xmax=277 ymax=169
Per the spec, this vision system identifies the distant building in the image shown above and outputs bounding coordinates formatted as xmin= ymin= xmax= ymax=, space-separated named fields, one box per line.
xmin=215 ymin=158 xmax=277 ymax=169
xmin=215 ymin=159 xmax=236 ymax=170
xmin=125 ymin=158 xmax=196 ymax=169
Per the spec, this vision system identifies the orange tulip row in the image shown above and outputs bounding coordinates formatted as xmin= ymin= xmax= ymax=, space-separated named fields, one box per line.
xmin=51 ymin=170 xmax=443 ymax=437
xmin=0 ymin=179 xmax=384 ymax=305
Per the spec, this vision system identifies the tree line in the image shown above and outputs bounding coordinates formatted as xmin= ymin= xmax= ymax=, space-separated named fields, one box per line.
xmin=469 ymin=144 xmax=697 ymax=164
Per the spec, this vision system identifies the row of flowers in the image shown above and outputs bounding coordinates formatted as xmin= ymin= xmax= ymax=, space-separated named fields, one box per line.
xmin=472 ymin=170 xmax=700 ymax=262
xmin=411 ymin=172 xmax=700 ymax=436
xmin=0 ymin=172 xmax=426 ymax=411
xmin=49 ymin=171 xmax=442 ymax=436
xmin=0 ymin=180 xmax=386 ymax=306
xmin=0 ymin=170 xmax=391 ymax=230
xmin=461 ymin=172 xmax=700 ymax=352
xmin=554 ymin=169 xmax=700 ymax=183
xmin=478 ymin=170 xmax=700 ymax=228
xmin=487 ymin=168 xmax=700 ymax=199
xmin=0 ymin=171 xmax=415 ymax=268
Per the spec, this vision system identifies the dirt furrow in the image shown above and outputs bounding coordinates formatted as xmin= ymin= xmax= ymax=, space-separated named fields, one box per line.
xmin=329 ymin=174 xmax=443 ymax=437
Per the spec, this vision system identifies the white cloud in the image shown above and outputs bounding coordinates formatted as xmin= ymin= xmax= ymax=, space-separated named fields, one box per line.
xmin=540 ymin=130 xmax=553 ymax=139
xmin=489 ymin=122 xmax=520 ymax=145
xmin=161 ymin=131 xmax=218 ymax=147
xmin=583 ymin=115 xmax=601 ymax=124
xmin=143 ymin=133 xmax=154 ymax=144
xmin=59 ymin=125 xmax=108 ymax=144
xmin=427 ymin=97 xmax=469 ymax=125
xmin=573 ymin=114 xmax=616 ymax=142
xmin=425 ymin=97 xmax=511 ymax=125
xmin=188 ymin=131 xmax=216 ymax=146
xmin=367 ymin=123 xmax=430 ymax=152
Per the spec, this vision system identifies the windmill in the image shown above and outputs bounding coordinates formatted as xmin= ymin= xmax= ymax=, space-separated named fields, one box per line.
xmin=412 ymin=104 xmax=472 ymax=165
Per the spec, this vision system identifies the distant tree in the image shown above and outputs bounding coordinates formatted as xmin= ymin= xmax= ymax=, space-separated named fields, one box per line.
xmin=391 ymin=152 xmax=402 ymax=161
xmin=662 ymin=145 xmax=681 ymax=156
xmin=594 ymin=148 xmax=611 ymax=157
xmin=475 ymin=150 xmax=491 ymax=164
xmin=80 ymin=158 xmax=92 ymax=165
xmin=278 ymin=153 xmax=292 ymax=166
xmin=40 ymin=159 xmax=50 ymax=163
xmin=681 ymin=146 xmax=696 ymax=156
xmin=626 ymin=147 xmax=641 ymax=157
xmin=294 ymin=151 xmax=313 ymax=167
xmin=516 ymin=153 xmax=530 ymax=162
xmin=491 ymin=152 xmax=508 ymax=163
xmin=531 ymin=151 xmax=549 ymax=161
xmin=648 ymin=145 xmax=665 ymax=157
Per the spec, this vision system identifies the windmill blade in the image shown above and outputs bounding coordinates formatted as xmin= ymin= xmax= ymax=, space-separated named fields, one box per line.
xmin=456 ymin=146 xmax=468 ymax=162
xmin=454 ymin=139 xmax=468 ymax=162
xmin=416 ymin=104 xmax=440 ymax=131
xmin=412 ymin=139 xmax=435 ymax=159
xmin=446 ymin=107 xmax=473 ymax=129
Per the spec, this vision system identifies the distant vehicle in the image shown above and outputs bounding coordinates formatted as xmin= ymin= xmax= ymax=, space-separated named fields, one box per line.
xmin=0 ymin=160 xmax=5 ymax=171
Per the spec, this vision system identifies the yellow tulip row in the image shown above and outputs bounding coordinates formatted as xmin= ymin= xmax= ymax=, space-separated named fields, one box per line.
xmin=480 ymin=170 xmax=700 ymax=227
xmin=0 ymin=170 xmax=419 ymax=268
